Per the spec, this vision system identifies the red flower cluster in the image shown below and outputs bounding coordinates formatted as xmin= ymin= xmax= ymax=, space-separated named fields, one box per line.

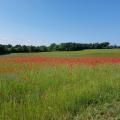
xmin=4 ymin=56 xmax=120 ymax=65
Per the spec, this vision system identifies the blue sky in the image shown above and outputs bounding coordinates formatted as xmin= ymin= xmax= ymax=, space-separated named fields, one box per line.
xmin=0 ymin=0 xmax=120 ymax=45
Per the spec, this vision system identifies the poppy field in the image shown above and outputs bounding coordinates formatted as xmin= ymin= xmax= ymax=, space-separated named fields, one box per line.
xmin=0 ymin=49 xmax=120 ymax=120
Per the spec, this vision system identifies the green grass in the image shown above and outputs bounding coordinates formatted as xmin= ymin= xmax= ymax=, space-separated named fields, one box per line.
xmin=7 ymin=49 xmax=120 ymax=57
xmin=0 ymin=62 xmax=120 ymax=120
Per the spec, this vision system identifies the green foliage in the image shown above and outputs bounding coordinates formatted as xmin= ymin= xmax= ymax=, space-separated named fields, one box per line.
xmin=0 ymin=42 xmax=119 ymax=54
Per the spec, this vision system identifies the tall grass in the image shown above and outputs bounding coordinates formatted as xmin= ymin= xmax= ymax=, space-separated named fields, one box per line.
xmin=0 ymin=62 xmax=120 ymax=120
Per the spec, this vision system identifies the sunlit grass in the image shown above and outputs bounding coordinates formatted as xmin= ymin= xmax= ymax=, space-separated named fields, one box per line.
xmin=0 ymin=62 xmax=120 ymax=120
xmin=7 ymin=49 xmax=120 ymax=57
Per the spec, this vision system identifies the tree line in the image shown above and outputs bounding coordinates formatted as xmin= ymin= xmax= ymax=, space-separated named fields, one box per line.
xmin=0 ymin=42 xmax=119 ymax=54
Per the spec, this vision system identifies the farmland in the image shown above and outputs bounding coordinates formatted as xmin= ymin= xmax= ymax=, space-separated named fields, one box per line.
xmin=0 ymin=49 xmax=120 ymax=120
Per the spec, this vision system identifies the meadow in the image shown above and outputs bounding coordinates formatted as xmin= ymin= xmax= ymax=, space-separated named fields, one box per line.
xmin=0 ymin=49 xmax=120 ymax=120
xmin=9 ymin=49 xmax=120 ymax=57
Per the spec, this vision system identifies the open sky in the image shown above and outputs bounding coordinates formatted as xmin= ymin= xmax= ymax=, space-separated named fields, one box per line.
xmin=0 ymin=0 xmax=120 ymax=45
